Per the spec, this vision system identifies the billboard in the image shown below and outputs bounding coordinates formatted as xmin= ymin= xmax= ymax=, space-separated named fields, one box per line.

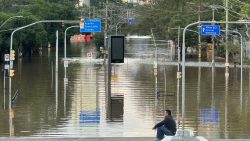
xmin=110 ymin=36 xmax=125 ymax=63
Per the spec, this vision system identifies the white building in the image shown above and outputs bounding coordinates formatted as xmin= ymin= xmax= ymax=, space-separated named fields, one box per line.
xmin=78 ymin=0 xmax=90 ymax=7
xmin=123 ymin=0 xmax=150 ymax=5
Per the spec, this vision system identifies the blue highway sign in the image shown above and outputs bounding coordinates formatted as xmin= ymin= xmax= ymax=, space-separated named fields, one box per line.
xmin=80 ymin=19 xmax=101 ymax=33
xmin=200 ymin=25 xmax=220 ymax=36
xmin=128 ymin=18 xmax=136 ymax=25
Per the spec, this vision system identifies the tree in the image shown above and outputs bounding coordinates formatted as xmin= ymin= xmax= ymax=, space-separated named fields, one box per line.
xmin=0 ymin=0 xmax=81 ymax=59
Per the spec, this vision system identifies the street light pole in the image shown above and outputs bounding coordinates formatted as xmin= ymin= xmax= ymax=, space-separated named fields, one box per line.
xmin=64 ymin=25 xmax=79 ymax=104
xmin=1 ymin=16 xmax=23 ymax=115
xmin=8 ymin=20 xmax=79 ymax=123
xmin=212 ymin=6 xmax=215 ymax=65
xmin=104 ymin=0 xmax=108 ymax=48
xmin=0 ymin=16 xmax=23 ymax=29
xmin=220 ymin=29 xmax=243 ymax=109
xmin=226 ymin=0 xmax=229 ymax=68
xmin=177 ymin=25 xmax=180 ymax=128
xmin=64 ymin=26 xmax=79 ymax=60
xmin=198 ymin=4 xmax=202 ymax=59
xmin=182 ymin=20 xmax=248 ymax=136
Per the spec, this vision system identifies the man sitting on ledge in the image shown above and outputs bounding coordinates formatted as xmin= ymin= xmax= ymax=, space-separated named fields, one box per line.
xmin=153 ymin=110 xmax=177 ymax=141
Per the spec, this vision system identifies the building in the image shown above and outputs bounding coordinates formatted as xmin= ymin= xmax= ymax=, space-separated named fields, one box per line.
xmin=122 ymin=0 xmax=150 ymax=5
xmin=78 ymin=0 xmax=90 ymax=7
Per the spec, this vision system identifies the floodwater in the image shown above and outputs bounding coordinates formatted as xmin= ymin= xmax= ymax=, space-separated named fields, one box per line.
xmin=0 ymin=39 xmax=250 ymax=139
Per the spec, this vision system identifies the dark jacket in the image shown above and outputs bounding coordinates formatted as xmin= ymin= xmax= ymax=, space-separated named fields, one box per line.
xmin=153 ymin=115 xmax=177 ymax=135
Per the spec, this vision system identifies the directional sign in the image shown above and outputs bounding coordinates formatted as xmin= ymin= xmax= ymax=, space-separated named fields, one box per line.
xmin=128 ymin=18 xmax=136 ymax=25
xmin=80 ymin=19 xmax=101 ymax=33
xmin=200 ymin=25 xmax=221 ymax=36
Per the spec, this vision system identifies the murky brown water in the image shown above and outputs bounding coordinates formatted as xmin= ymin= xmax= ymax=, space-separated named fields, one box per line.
xmin=1 ymin=39 xmax=250 ymax=139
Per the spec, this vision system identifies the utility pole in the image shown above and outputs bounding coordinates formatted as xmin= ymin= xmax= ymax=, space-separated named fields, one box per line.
xmin=104 ymin=0 xmax=108 ymax=48
xmin=212 ymin=6 xmax=215 ymax=66
xmin=225 ymin=0 xmax=229 ymax=68
xmin=198 ymin=0 xmax=202 ymax=60
xmin=176 ymin=25 xmax=181 ymax=129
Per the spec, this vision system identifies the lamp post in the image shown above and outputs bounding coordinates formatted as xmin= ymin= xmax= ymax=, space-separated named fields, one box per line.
xmin=0 ymin=16 xmax=23 ymax=120
xmin=182 ymin=20 xmax=248 ymax=137
xmin=221 ymin=30 xmax=243 ymax=110
xmin=63 ymin=25 xmax=79 ymax=114
xmin=0 ymin=16 xmax=23 ymax=29
xmin=186 ymin=2 xmax=202 ymax=59
xmin=8 ymin=20 xmax=79 ymax=136
xmin=169 ymin=27 xmax=199 ymax=129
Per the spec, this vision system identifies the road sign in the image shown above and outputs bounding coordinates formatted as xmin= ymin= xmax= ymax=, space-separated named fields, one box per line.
xmin=64 ymin=78 xmax=68 ymax=85
xmin=10 ymin=61 xmax=13 ymax=69
xmin=128 ymin=18 xmax=136 ymax=25
xmin=4 ymin=54 xmax=9 ymax=62
xmin=4 ymin=64 xmax=9 ymax=70
xmin=200 ymin=25 xmax=221 ymax=36
xmin=64 ymin=60 xmax=68 ymax=68
xmin=80 ymin=19 xmax=101 ymax=33
xmin=87 ymin=52 xmax=93 ymax=58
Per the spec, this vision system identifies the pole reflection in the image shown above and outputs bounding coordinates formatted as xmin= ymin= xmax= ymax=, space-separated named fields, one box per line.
xmin=55 ymin=31 xmax=59 ymax=117
xmin=212 ymin=66 xmax=215 ymax=108
xmin=3 ymin=71 xmax=6 ymax=111
xmin=9 ymin=87 xmax=14 ymax=137
xmin=224 ymin=68 xmax=229 ymax=139
xmin=196 ymin=64 xmax=201 ymax=134
xmin=240 ymin=63 xmax=243 ymax=112
xmin=64 ymin=66 xmax=68 ymax=116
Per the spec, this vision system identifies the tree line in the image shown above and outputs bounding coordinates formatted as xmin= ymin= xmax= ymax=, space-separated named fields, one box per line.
xmin=0 ymin=0 xmax=82 ymax=58
xmin=130 ymin=0 xmax=250 ymax=60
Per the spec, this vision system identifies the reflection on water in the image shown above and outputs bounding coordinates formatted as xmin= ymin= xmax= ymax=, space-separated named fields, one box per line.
xmin=0 ymin=40 xmax=250 ymax=139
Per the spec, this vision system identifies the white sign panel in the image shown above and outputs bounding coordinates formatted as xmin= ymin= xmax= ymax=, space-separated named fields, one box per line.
xmin=4 ymin=54 xmax=9 ymax=62
xmin=64 ymin=60 xmax=69 ymax=68
xmin=4 ymin=64 xmax=9 ymax=70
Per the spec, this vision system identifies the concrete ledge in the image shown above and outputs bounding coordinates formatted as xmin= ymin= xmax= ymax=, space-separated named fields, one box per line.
xmin=210 ymin=140 xmax=250 ymax=141
xmin=0 ymin=138 xmax=249 ymax=141
xmin=0 ymin=137 xmax=155 ymax=141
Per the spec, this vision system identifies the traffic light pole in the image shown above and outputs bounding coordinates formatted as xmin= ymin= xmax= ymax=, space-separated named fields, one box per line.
xmin=64 ymin=25 xmax=79 ymax=79
xmin=8 ymin=20 xmax=79 ymax=91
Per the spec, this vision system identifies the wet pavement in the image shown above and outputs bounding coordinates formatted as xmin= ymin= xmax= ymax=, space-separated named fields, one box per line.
xmin=0 ymin=137 xmax=249 ymax=141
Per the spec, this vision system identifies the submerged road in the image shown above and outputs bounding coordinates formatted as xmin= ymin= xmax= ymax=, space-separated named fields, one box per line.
xmin=67 ymin=58 xmax=248 ymax=68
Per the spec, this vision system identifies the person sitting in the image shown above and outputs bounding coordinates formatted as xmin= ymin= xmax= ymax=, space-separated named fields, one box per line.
xmin=152 ymin=110 xmax=177 ymax=141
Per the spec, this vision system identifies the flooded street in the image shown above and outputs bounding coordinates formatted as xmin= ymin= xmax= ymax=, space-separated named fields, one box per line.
xmin=1 ymin=39 xmax=250 ymax=139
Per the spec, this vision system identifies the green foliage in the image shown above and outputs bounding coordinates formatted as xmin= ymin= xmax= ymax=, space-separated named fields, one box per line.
xmin=0 ymin=0 xmax=80 ymax=57
xmin=90 ymin=0 xmax=123 ymax=8
xmin=224 ymin=41 xmax=240 ymax=54
xmin=126 ymin=0 xmax=250 ymax=60
xmin=93 ymin=32 xmax=104 ymax=50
